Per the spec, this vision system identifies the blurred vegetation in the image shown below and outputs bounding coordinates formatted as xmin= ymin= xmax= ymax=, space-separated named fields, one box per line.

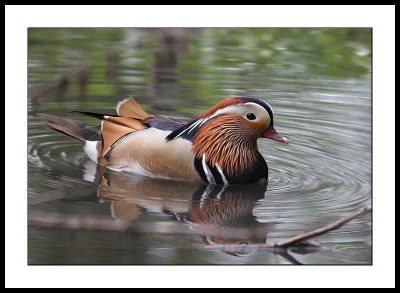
xmin=191 ymin=28 xmax=371 ymax=76
xmin=28 ymin=28 xmax=371 ymax=112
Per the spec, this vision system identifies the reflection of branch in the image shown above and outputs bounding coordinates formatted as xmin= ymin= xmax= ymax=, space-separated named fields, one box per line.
xmin=28 ymin=212 xmax=191 ymax=234
xmin=29 ymin=189 xmax=66 ymax=205
xmin=277 ymin=251 xmax=303 ymax=265
xmin=29 ymin=206 xmax=371 ymax=253
xmin=204 ymin=206 xmax=371 ymax=251
xmin=204 ymin=242 xmax=319 ymax=254
xmin=28 ymin=213 xmax=271 ymax=239
xmin=275 ymin=206 xmax=371 ymax=247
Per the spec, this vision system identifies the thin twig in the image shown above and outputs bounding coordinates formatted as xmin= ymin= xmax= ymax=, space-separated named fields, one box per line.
xmin=275 ymin=206 xmax=371 ymax=248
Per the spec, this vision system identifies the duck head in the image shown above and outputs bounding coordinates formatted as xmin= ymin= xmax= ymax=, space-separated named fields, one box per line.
xmin=167 ymin=97 xmax=288 ymax=185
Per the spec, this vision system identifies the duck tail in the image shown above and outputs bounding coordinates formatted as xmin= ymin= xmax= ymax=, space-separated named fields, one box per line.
xmin=37 ymin=113 xmax=101 ymax=142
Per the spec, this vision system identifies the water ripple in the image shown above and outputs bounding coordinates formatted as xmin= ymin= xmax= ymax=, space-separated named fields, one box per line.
xmin=255 ymin=91 xmax=371 ymax=231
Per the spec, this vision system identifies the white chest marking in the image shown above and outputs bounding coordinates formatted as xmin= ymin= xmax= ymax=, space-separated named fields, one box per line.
xmin=215 ymin=163 xmax=229 ymax=185
xmin=202 ymin=154 xmax=215 ymax=184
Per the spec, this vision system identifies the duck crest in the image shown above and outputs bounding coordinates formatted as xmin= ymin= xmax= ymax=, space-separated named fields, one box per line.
xmin=196 ymin=97 xmax=245 ymax=119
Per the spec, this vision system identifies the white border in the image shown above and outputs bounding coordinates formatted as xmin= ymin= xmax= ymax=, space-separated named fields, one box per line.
xmin=5 ymin=5 xmax=395 ymax=288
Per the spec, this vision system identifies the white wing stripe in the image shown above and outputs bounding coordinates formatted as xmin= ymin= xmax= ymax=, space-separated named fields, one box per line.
xmin=175 ymin=118 xmax=208 ymax=138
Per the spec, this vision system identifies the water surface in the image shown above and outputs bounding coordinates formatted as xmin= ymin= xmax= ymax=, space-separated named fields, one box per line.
xmin=28 ymin=28 xmax=371 ymax=264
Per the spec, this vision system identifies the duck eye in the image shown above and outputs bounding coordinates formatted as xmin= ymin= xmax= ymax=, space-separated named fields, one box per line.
xmin=246 ymin=113 xmax=256 ymax=120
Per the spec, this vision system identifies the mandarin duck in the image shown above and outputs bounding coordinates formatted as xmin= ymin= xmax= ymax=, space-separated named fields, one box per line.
xmin=39 ymin=97 xmax=288 ymax=185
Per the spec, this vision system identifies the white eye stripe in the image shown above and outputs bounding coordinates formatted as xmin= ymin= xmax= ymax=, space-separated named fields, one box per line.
xmin=260 ymin=100 xmax=274 ymax=115
xmin=210 ymin=102 xmax=269 ymax=118
xmin=244 ymin=102 xmax=272 ymax=115
xmin=209 ymin=105 xmax=238 ymax=118
xmin=209 ymin=102 xmax=271 ymax=125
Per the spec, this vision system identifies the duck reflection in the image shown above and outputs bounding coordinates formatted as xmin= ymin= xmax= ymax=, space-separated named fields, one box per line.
xmin=185 ymin=184 xmax=272 ymax=247
xmin=88 ymin=163 xmax=274 ymax=255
